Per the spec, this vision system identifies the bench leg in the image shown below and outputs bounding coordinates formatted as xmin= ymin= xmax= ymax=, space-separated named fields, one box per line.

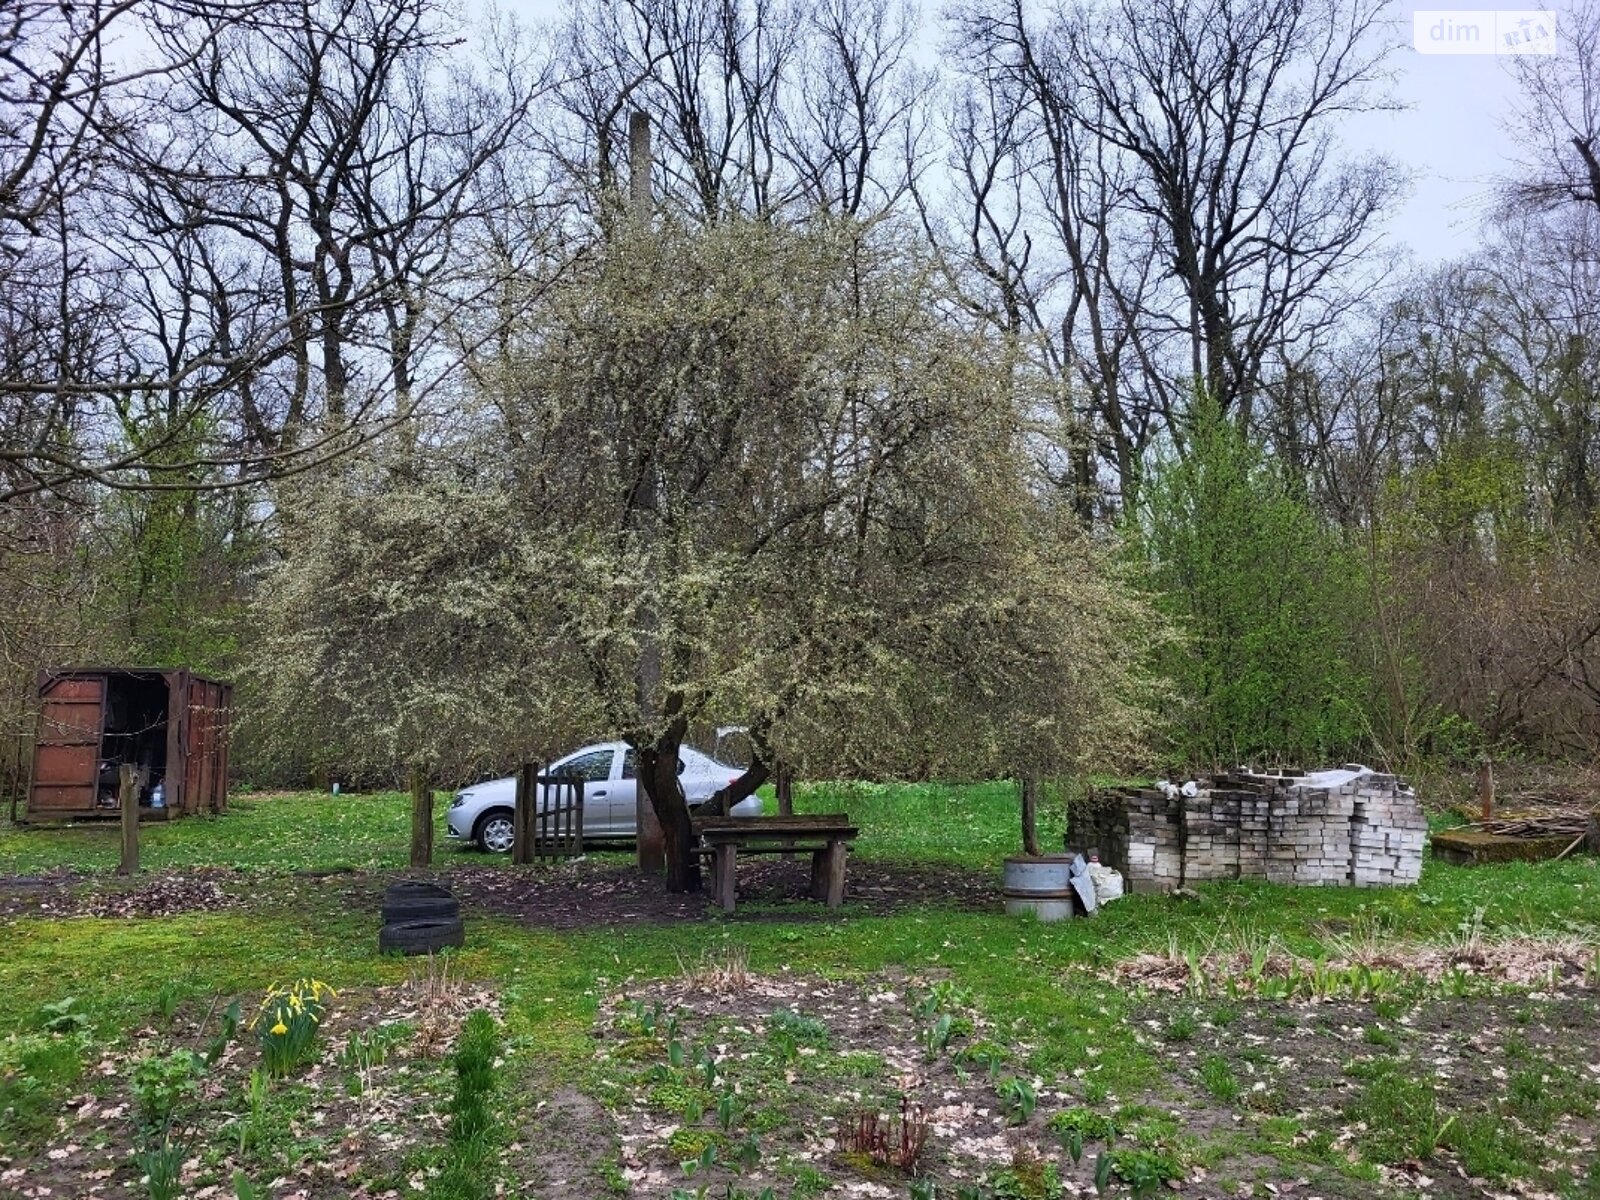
xmin=809 ymin=848 xmax=827 ymax=901
xmin=821 ymin=840 xmax=847 ymax=909
xmin=714 ymin=844 xmax=737 ymax=913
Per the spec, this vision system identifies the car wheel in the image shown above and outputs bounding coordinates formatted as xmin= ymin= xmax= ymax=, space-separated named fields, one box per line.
xmin=474 ymin=809 xmax=516 ymax=854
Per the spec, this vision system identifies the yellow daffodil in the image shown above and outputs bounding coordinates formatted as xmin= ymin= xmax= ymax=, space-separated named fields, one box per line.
xmin=270 ymin=1021 xmax=288 ymax=1035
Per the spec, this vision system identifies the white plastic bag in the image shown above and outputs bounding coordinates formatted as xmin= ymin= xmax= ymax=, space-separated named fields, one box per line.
xmin=1088 ymin=863 xmax=1124 ymax=905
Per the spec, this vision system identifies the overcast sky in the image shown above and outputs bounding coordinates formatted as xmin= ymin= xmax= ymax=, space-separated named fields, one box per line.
xmin=498 ymin=0 xmax=1568 ymax=266
xmin=1363 ymin=2 xmax=1553 ymax=263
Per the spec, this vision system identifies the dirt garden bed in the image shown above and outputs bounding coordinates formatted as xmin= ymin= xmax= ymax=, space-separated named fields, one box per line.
xmin=444 ymin=858 xmax=999 ymax=927
xmin=0 ymin=859 xmax=1000 ymax=926
xmin=0 ymin=969 xmax=499 ymax=1200
xmin=1134 ymin=988 xmax=1600 ymax=1199
xmin=581 ymin=964 xmax=1244 ymax=1200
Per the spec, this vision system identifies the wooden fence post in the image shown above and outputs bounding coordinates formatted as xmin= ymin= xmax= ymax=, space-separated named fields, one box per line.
xmin=117 ymin=765 xmax=140 ymax=875
xmin=569 ymin=776 xmax=585 ymax=858
xmin=1020 ymin=776 xmax=1040 ymax=857
xmin=513 ymin=762 xmax=537 ymax=866
xmin=1476 ymin=756 xmax=1495 ymax=822
xmin=538 ymin=771 xmax=550 ymax=858
xmin=776 ymin=763 xmax=795 ymax=860
xmin=409 ymin=768 xmax=432 ymax=869
xmin=776 ymin=764 xmax=794 ymax=818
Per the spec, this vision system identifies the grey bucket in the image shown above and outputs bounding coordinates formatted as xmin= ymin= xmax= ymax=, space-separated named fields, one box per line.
xmin=1002 ymin=854 xmax=1082 ymax=922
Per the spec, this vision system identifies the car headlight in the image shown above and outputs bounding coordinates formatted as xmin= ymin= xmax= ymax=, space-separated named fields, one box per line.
xmin=450 ymin=792 xmax=467 ymax=809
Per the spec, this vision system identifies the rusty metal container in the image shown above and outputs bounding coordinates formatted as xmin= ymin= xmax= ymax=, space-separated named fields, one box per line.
xmin=27 ymin=667 xmax=232 ymax=821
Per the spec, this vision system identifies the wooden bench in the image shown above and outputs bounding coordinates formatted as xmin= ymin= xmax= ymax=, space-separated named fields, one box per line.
xmin=693 ymin=813 xmax=858 ymax=914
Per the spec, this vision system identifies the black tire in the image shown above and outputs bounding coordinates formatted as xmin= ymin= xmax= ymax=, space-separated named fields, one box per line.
xmin=379 ymin=917 xmax=465 ymax=956
xmin=473 ymin=808 xmax=516 ymax=854
xmin=381 ymin=896 xmax=460 ymax=923
xmin=385 ymin=881 xmax=452 ymax=902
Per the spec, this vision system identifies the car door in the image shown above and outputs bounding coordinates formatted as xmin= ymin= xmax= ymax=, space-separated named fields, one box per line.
xmin=550 ymin=747 xmax=619 ymax=836
xmin=615 ymin=748 xmax=641 ymax=836
xmin=616 ymin=749 xmax=696 ymax=833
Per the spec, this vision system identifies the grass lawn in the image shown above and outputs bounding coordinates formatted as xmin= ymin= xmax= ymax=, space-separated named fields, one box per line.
xmin=2 ymin=782 xmax=1600 ymax=1199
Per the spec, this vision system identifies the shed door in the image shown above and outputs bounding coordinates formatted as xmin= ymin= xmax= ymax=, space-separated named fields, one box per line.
xmin=30 ymin=675 xmax=106 ymax=813
xmin=181 ymin=677 xmax=223 ymax=813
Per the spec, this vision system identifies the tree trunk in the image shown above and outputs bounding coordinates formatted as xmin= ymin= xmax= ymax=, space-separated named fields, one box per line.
xmin=637 ymin=787 xmax=666 ymax=874
xmin=637 ymin=720 xmax=699 ymax=893
xmin=699 ymin=756 xmax=772 ymax=819
xmin=117 ymin=765 xmax=140 ymax=876
xmin=1020 ymin=775 xmax=1041 ymax=857
xmin=409 ymin=768 xmax=433 ymax=869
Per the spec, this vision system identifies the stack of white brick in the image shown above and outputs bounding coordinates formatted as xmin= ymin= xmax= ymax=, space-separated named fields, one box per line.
xmin=1078 ymin=767 xmax=1424 ymax=892
xmin=1347 ymin=771 xmax=1428 ymax=887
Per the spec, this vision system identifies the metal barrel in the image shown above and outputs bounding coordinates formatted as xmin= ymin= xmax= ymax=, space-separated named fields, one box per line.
xmin=1001 ymin=854 xmax=1080 ymax=922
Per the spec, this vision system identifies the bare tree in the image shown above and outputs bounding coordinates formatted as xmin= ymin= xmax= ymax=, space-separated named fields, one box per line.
xmin=546 ymin=0 xmax=924 ymax=224
xmin=1503 ymin=0 xmax=1600 ymax=216
xmin=941 ymin=0 xmax=1401 ymax=506
xmin=0 ymin=0 xmax=547 ymax=502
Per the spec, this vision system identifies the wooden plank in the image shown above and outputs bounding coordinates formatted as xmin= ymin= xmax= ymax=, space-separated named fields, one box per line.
xmin=695 ymin=812 xmax=849 ymax=832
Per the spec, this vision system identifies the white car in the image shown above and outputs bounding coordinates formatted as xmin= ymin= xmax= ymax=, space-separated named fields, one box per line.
xmin=446 ymin=741 xmax=763 ymax=853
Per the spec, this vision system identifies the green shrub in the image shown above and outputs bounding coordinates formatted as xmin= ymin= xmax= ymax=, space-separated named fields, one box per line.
xmin=37 ymin=997 xmax=88 ymax=1034
xmin=1136 ymin=395 xmax=1371 ymax=763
